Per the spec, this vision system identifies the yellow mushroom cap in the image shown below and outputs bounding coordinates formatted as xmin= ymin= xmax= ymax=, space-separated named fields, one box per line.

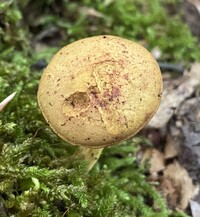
xmin=38 ymin=35 xmax=163 ymax=148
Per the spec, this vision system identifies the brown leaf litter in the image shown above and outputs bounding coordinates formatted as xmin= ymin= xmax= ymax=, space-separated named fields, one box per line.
xmin=140 ymin=62 xmax=200 ymax=214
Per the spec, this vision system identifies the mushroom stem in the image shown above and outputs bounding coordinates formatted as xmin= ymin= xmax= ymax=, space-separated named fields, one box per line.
xmin=76 ymin=146 xmax=104 ymax=171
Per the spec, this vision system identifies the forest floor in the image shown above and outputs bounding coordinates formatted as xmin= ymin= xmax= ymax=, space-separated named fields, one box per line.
xmin=0 ymin=1 xmax=200 ymax=217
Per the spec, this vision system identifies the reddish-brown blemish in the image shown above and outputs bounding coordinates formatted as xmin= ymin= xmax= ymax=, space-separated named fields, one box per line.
xmin=89 ymin=87 xmax=100 ymax=106
xmin=100 ymin=100 xmax=107 ymax=109
xmin=103 ymin=90 xmax=110 ymax=98
xmin=123 ymin=73 xmax=129 ymax=80
xmin=112 ymin=70 xmax=120 ymax=76
xmin=111 ymin=86 xmax=120 ymax=98
xmin=103 ymin=86 xmax=121 ymax=102
xmin=118 ymin=59 xmax=125 ymax=68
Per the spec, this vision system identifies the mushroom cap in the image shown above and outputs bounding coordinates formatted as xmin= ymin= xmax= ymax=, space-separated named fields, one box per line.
xmin=38 ymin=35 xmax=163 ymax=148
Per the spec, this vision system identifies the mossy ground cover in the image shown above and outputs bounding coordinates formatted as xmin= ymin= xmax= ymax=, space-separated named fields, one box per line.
xmin=0 ymin=0 xmax=199 ymax=216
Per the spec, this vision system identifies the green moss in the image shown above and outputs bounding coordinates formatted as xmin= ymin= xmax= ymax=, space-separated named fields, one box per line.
xmin=17 ymin=0 xmax=199 ymax=63
xmin=0 ymin=0 xmax=193 ymax=216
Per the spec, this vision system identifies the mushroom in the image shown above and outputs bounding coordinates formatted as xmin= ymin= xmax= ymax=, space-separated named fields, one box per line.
xmin=37 ymin=35 xmax=163 ymax=171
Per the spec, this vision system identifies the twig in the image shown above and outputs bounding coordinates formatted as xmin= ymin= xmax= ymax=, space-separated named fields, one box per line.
xmin=0 ymin=92 xmax=16 ymax=112
xmin=158 ymin=62 xmax=184 ymax=73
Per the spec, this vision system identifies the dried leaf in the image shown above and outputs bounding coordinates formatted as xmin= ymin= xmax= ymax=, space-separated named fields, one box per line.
xmin=190 ymin=200 xmax=200 ymax=217
xmin=148 ymin=63 xmax=200 ymax=128
xmin=141 ymin=148 xmax=165 ymax=175
xmin=160 ymin=161 xmax=199 ymax=210
xmin=164 ymin=135 xmax=181 ymax=159
xmin=149 ymin=149 xmax=165 ymax=175
xmin=184 ymin=0 xmax=200 ymax=37
xmin=80 ymin=7 xmax=104 ymax=18
xmin=177 ymin=97 xmax=200 ymax=182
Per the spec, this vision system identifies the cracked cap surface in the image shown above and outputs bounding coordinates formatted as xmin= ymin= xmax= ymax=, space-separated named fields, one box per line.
xmin=38 ymin=35 xmax=163 ymax=148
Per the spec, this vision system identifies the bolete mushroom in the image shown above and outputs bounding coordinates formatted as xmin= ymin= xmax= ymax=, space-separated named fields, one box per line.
xmin=38 ymin=35 xmax=163 ymax=171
